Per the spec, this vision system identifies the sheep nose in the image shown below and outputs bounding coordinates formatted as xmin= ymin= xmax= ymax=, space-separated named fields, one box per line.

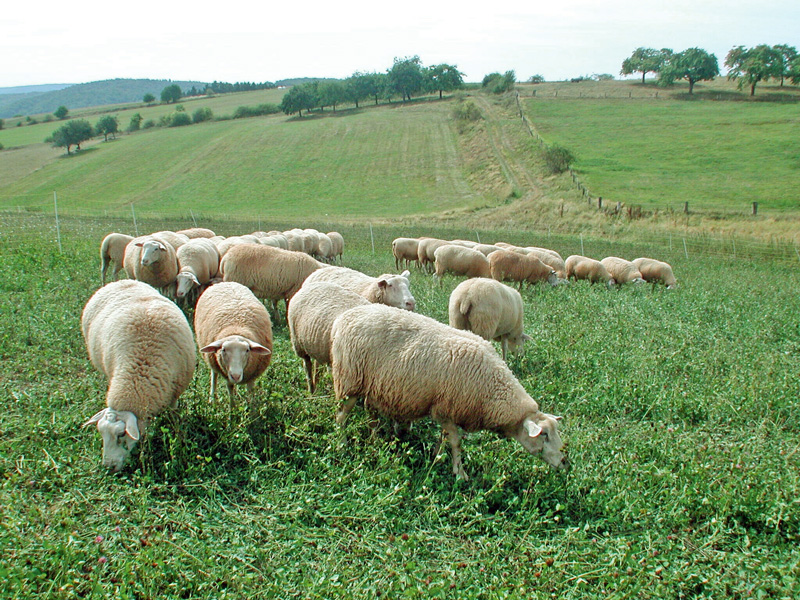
xmin=406 ymin=300 xmax=416 ymax=311
xmin=560 ymin=456 xmax=571 ymax=470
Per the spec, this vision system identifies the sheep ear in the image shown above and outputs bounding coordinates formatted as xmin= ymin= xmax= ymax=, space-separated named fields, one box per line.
xmin=120 ymin=411 xmax=140 ymax=441
xmin=523 ymin=418 xmax=542 ymax=438
xmin=377 ymin=278 xmax=388 ymax=289
xmin=83 ymin=408 xmax=108 ymax=428
xmin=521 ymin=333 xmax=532 ymax=341
xmin=249 ymin=342 xmax=272 ymax=355
xmin=544 ymin=413 xmax=563 ymax=421
xmin=400 ymin=270 xmax=410 ymax=278
xmin=135 ymin=242 xmax=144 ymax=248
xmin=200 ymin=340 xmax=224 ymax=353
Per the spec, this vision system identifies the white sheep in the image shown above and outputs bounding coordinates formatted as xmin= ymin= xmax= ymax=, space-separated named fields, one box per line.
xmin=331 ymin=304 xmax=568 ymax=480
xmin=327 ymin=231 xmax=344 ymax=263
xmin=449 ymin=278 xmax=531 ymax=360
xmin=220 ymin=243 xmax=325 ymax=321
xmin=99 ymin=232 xmax=133 ymax=285
xmin=176 ymin=227 xmax=216 ymax=239
xmin=489 ymin=249 xmax=559 ymax=288
xmin=214 ymin=235 xmax=256 ymax=258
xmin=600 ymin=257 xmax=646 ymax=285
xmin=303 ymin=266 xmax=416 ymax=310
xmin=175 ymin=238 xmax=220 ymax=300
xmin=194 ymin=282 xmax=273 ymax=403
xmin=632 ymin=257 xmax=677 ymax=288
xmin=150 ymin=230 xmax=189 ymax=249
xmin=525 ymin=247 xmax=567 ymax=279
xmin=565 ymin=255 xmax=616 ymax=287
xmin=417 ymin=238 xmax=448 ymax=273
xmin=391 ymin=237 xmax=420 ymax=270
xmin=473 ymin=243 xmax=502 ymax=257
xmin=316 ymin=232 xmax=334 ymax=262
xmin=287 ymin=281 xmax=370 ymax=393
xmin=82 ymin=280 xmax=196 ymax=472
xmin=123 ymin=233 xmax=179 ymax=294
xmin=434 ymin=245 xmax=491 ymax=280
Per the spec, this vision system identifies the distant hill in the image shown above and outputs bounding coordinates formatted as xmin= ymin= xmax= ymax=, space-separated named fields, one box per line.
xmin=0 ymin=83 xmax=73 ymax=96
xmin=0 ymin=79 xmax=208 ymax=119
xmin=275 ymin=77 xmax=339 ymax=87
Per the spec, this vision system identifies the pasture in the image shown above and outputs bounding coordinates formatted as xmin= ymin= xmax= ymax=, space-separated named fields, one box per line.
xmin=1 ymin=213 xmax=798 ymax=598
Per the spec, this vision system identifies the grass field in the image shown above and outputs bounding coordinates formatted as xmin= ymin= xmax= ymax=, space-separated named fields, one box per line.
xmin=1 ymin=213 xmax=799 ymax=598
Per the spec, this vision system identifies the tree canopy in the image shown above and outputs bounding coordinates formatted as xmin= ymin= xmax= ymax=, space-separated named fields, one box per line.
xmin=278 ymin=84 xmax=318 ymax=117
xmin=143 ymin=93 xmax=156 ymax=104
xmin=773 ymin=45 xmax=798 ymax=86
xmin=621 ymin=47 xmax=673 ymax=83
xmin=48 ymin=119 xmax=93 ymax=154
xmin=53 ymin=105 xmax=69 ymax=120
xmin=386 ymin=56 xmax=425 ymax=101
xmin=95 ymin=115 xmax=118 ymax=141
xmin=160 ymin=84 xmax=182 ymax=104
xmin=425 ymin=64 xmax=464 ymax=99
xmin=659 ymin=48 xmax=719 ymax=94
xmin=725 ymin=44 xmax=783 ymax=96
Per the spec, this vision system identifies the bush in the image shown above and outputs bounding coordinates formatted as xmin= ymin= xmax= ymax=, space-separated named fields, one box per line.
xmin=543 ymin=144 xmax=575 ymax=174
xmin=168 ymin=112 xmax=192 ymax=127
xmin=233 ymin=104 xmax=281 ymax=119
xmin=142 ymin=119 xmax=156 ymax=129
xmin=483 ymin=70 xmax=516 ymax=94
xmin=192 ymin=108 xmax=214 ymax=123
xmin=527 ymin=75 xmax=546 ymax=84
xmin=451 ymin=100 xmax=482 ymax=122
xmin=0 ymin=143 xmax=4 ymax=151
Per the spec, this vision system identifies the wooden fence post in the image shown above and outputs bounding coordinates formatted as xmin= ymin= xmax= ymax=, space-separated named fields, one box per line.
xmin=684 ymin=202 xmax=689 ymax=214
xmin=752 ymin=202 xmax=758 ymax=216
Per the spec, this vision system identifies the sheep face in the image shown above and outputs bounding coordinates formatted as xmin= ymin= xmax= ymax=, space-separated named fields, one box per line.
xmin=505 ymin=332 xmax=532 ymax=356
xmin=84 ymin=407 xmax=140 ymax=472
xmin=201 ymin=336 xmax=271 ymax=385
xmin=175 ymin=272 xmax=199 ymax=298
xmin=377 ymin=270 xmax=416 ymax=311
xmin=546 ymin=271 xmax=561 ymax=286
xmin=510 ymin=414 xmax=569 ymax=470
xmin=137 ymin=240 xmax=167 ymax=266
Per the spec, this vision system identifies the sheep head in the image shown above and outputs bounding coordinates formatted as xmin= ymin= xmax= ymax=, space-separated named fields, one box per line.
xmin=201 ymin=336 xmax=271 ymax=385
xmin=510 ymin=413 xmax=569 ymax=470
xmin=175 ymin=271 xmax=200 ymax=298
xmin=376 ymin=270 xmax=416 ymax=311
xmin=83 ymin=407 xmax=140 ymax=472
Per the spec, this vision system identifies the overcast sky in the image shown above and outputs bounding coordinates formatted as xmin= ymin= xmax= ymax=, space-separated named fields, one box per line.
xmin=3 ymin=0 xmax=798 ymax=87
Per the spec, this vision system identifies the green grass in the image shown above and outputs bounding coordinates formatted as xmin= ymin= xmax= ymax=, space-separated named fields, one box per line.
xmin=1 ymin=213 xmax=799 ymax=598
xmin=524 ymin=95 xmax=800 ymax=213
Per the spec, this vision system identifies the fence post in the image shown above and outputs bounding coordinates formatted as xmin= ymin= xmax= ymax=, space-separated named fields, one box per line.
xmin=598 ymin=197 xmax=603 ymax=210
xmin=190 ymin=209 xmax=198 ymax=227
xmin=131 ymin=203 xmax=139 ymax=236
xmin=369 ymin=223 xmax=375 ymax=254
xmin=684 ymin=202 xmax=689 ymax=214
xmin=475 ymin=231 xmax=481 ymax=244
xmin=53 ymin=192 xmax=62 ymax=253
xmin=683 ymin=238 xmax=689 ymax=260
xmin=752 ymin=202 xmax=758 ymax=216
xmin=580 ymin=234 xmax=585 ymax=256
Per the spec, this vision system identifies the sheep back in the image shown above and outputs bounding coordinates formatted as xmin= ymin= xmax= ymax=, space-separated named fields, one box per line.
xmin=434 ymin=245 xmax=490 ymax=279
xmin=632 ymin=258 xmax=677 ymax=287
xmin=600 ymin=257 xmax=645 ymax=284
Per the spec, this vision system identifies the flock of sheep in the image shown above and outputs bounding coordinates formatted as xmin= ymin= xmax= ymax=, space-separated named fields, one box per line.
xmin=83 ymin=226 xmax=675 ymax=479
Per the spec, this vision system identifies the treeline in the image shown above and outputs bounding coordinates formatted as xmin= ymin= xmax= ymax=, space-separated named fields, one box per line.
xmin=621 ymin=44 xmax=800 ymax=95
xmin=197 ymin=81 xmax=276 ymax=96
xmin=278 ymin=56 xmax=464 ymax=116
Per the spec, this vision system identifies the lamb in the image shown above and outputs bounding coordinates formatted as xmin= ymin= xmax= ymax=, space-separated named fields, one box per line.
xmin=123 ymin=233 xmax=179 ymax=293
xmin=392 ymin=237 xmax=420 ymax=270
xmin=449 ymin=278 xmax=531 ymax=360
xmin=304 ymin=266 xmax=416 ymax=310
xmin=82 ymin=280 xmax=196 ymax=472
xmin=287 ymin=281 xmax=370 ymax=393
xmin=176 ymin=227 xmax=216 ymax=239
xmin=489 ymin=249 xmax=559 ymax=288
xmin=330 ymin=304 xmax=568 ymax=480
xmin=327 ymin=231 xmax=344 ymax=263
xmin=565 ymin=255 xmax=616 ymax=287
xmin=220 ymin=243 xmax=325 ymax=320
xmin=632 ymin=257 xmax=677 ymax=288
xmin=434 ymin=245 xmax=491 ymax=280
xmin=194 ymin=282 xmax=273 ymax=403
xmin=175 ymin=238 xmax=220 ymax=300
xmin=600 ymin=257 xmax=646 ymax=285
xmin=100 ymin=232 xmax=133 ymax=285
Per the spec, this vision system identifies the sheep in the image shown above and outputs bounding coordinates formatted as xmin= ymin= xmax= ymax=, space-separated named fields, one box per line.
xmin=176 ymin=227 xmax=216 ymax=239
xmin=417 ymin=238 xmax=448 ymax=273
xmin=565 ymin=255 xmax=616 ymax=287
xmin=287 ymin=281 xmax=370 ymax=393
xmin=600 ymin=257 xmax=646 ymax=285
xmin=392 ymin=237 xmax=420 ymax=270
xmin=99 ymin=232 xmax=133 ymax=285
xmin=448 ymin=278 xmax=531 ymax=361
xmin=194 ymin=282 xmax=273 ymax=403
xmin=283 ymin=232 xmax=305 ymax=252
xmin=303 ymin=266 xmax=416 ymax=311
xmin=316 ymin=232 xmax=334 ymax=262
xmin=632 ymin=257 xmax=677 ymax=288
xmin=473 ymin=243 xmax=502 ymax=257
xmin=525 ymin=247 xmax=567 ymax=279
xmin=330 ymin=304 xmax=568 ymax=480
xmin=150 ymin=230 xmax=189 ymax=249
xmin=489 ymin=249 xmax=559 ymax=288
xmin=175 ymin=238 xmax=220 ymax=300
xmin=220 ymin=243 xmax=325 ymax=321
xmin=82 ymin=280 xmax=196 ymax=472
xmin=327 ymin=231 xmax=344 ymax=263
xmin=215 ymin=236 xmax=254 ymax=258
xmin=123 ymin=233 xmax=179 ymax=294
xmin=434 ymin=245 xmax=491 ymax=281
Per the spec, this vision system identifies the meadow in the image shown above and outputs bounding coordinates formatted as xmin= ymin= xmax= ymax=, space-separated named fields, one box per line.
xmin=1 ymin=212 xmax=799 ymax=599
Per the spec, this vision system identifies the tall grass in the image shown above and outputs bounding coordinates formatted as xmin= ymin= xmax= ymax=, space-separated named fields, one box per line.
xmin=1 ymin=213 xmax=798 ymax=598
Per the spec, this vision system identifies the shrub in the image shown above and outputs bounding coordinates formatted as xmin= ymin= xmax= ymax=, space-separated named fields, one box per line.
xmin=544 ymin=145 xmax=575 ymax=174
xmin=233 ymin=103 xmax=281 ymax=119
xmin=142 ymin=119 xmax=156 ymax=129
xmin=483 ymin=70 xmax=516 ymax=94
xmin=192 ymin=108 xmax=214 ymax=123
xmin=527 ymin=74 xmax=546 ymax=84
xmin=0 ymin=142 xmax=4 ymax=151
xmin=168 ymin=112 xmax=192 ymax=127
xmin=451 ymin=100 xmax=482 ymax=122
xmin=127 ymin=113 xmax=143 ymax=132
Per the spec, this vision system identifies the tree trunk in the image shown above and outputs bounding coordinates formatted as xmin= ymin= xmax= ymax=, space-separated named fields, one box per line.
xmin=688 ymin=78 xmax=694 ymax=95
xmin=750 ymin=83 xmax=756 ymax=96
xmin=642 ymin=72 xmax=646 ymax=84
xmin=439 ymin=89 xmax=443 ymax=99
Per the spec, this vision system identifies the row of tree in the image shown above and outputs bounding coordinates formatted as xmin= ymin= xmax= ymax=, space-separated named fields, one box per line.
xmin=44 ymin=116 xmax=119 ymax=154
xmin=278 ymin=56 xmax=464 ymax=116
xmin=621 ymin=44 xmax=800 ymax=95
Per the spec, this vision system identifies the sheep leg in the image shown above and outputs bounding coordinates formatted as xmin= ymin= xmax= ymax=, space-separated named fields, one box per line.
xmin=226 ymin=381 xmax=237 ymax=414
xmin=335 ymin=395 xmax=358 ymax=426
xmin=501 ymin=339 xmax=508 ymax=362
xmin=209 ymin=370 xmax=218 ymax=400
xmin=442 ymin=420 xmax=468 ymax=480
xmin=302 ymin=356 xmax=316 ymax=394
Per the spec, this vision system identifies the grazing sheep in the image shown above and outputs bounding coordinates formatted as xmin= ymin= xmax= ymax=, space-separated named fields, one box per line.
xmin=632 ymin=258 xmax=677 ymax=288
xmin=100 ymin=232 xmax=133 ymax=285
xmin=525 ymin=247 xmax=567 ymax=279
xmin=434 ymin=245 xmax=491 ymax=281
xmin=449 ymin=278 xmax=531 ymax=360
xmin=331 ymin=304 xmax=568 ymax=480
xmin=600 ymin=257 xmax=646 ymax=285
xmin=220 ymin=243 xmax=325 ymax=321
xmin=288 ymin=281 xmax=370 ymax=393
xmin=176 ymin=227 xmax=216 ymax=239
xmin=316 ymin=232 xmax=334 ymax=262
xmin=392 ymin=237 xmax=420 ymax=270
xmin=304 ymin=266 xmax=416 ymax=311
xmin=417 ymin=238 xmax=448 ymax=273
xmin=150 ymin=230 xmax=189 ymax=249
xmin=82 ymin=280 xmax=196 ymax=472
xmin=123 ymin=234 xmax=179 ymax=293
xmin=175 ymin=238 xmax=220 ymax=300
xmin=565 ymin=255 xmax=616 ymax=288
xmin=489 ymin=249 xmax=559 ymax=288
xmin=215 ymin=236 xmax=255 ymax=258
xmin=194 ymin=282 xmax=273 ymax=403
xmin=327 ymin=231 xmax=344 ymax=263
xmin=473 ymin=243 xmax=502 ymax=257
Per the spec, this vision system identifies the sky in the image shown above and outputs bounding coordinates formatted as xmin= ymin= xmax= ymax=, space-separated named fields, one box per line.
xmin=3 ymin=0 xmax=798 ymax=88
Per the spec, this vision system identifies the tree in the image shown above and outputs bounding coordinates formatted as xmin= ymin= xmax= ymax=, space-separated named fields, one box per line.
xmin=54 ymin=105 xmax=69 ymax=120
xmin=386 ymin=56 xmax=425 ymax=101
xmin=279 ymin=84 xmax=318 ymax=117
xmin=482 ymin=71 xmax=516 ymax=94
xmin=192 ymin=107 xmax=214 ymax=123
xmin=773 ymin=45 xmax=798 ymax=86
xmin=143 ymin=93 xmax=156 ymax=104
xmin=790 ymin=55 xmax=800 ymax=86
xmin=127 ymin=113 xmax=143 ymax=132
xmin=659 ymin=48 xmax=719 ymax=94
xmin=527 ymin=75 xmax=546 ymax=84
xmin=95 ymin=115 xmax=119 ymax=141
xmin=425 ymin=64 xmax=464 ymax=99
xmin=347 ymin=72 xmax=386 ymax=107
xmin=160 ymin=84 xmax=182 ymax=104
xmin=0 ymin=118 xmax=4 ymax=131
xmin=317 ymin=80 xmax=347 ymax=112
xmin=48 ymin=119 xmax=93 ymax=154
xmin=725 ymin=45 xmax=783 ymax=96
xmin=621 ymin=47 xmax=673 ymax=83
